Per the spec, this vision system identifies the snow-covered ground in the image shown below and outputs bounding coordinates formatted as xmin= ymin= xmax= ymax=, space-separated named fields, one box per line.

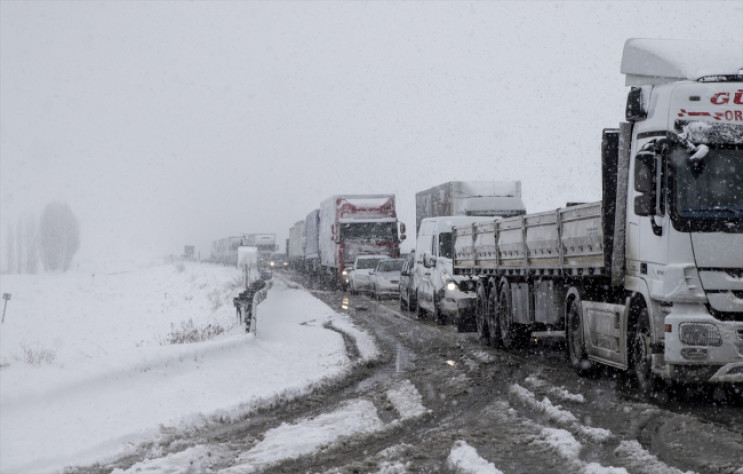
xmin=0 ymin=261 xmax=379 ymax=473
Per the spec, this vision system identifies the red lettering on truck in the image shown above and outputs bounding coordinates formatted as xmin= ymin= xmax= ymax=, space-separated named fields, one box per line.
xmin=710 ymin=90 xmax=743 ymax=105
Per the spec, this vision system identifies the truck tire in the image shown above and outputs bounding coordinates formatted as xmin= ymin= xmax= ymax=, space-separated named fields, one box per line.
xmin=475 ymin=283 xmax=491 ymax=345
xmin=415 ymin=291 xmax=425 ymax=320
xmin=497 ymin=284 xmax=518 ymax=349
xmin=630 ymin=308 xmax=657 ymax=398
xmin=433 ymin=293 xmax=445 ymax=325
xmin=566 ymin=296 xmax=595 ymax=376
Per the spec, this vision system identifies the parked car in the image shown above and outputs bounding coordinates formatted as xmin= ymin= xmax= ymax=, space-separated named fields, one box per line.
xmin=370 ymin=258 xmax=404 ymax=299
xmin=399 ymin=251 xmax=416 ymax=311
xmin=349 ymin=255 xmax=387 ymax=294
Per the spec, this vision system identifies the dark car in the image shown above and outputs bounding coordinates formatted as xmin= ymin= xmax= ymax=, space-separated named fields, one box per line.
xmin=398 ymin=251 xmax=416 ymax=311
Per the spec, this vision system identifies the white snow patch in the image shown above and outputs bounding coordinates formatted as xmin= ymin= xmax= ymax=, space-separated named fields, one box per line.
xmin=533 ymin=428 xmax=628 ymax=474
xmin=614 ymin=440 xmax=695 ymax=474
xmin=535 ymin=427 xmax=582 ymax=460
xmin=524 ymin=375 xmax=586 ymax=404
xmin=447 ymin=440 xmax=503 ymax=474
xmin=224 ymin=399 xmax=384 ymax=473
xmin=469 ymin=350 xmax=496 ymax=364
xmin=509 ymin=384 xmax=578 ymax=424
xmin=386 ymin=379 xmax=431 ymax=420
xmin=110 ymin=444 xmax=230 ymax=473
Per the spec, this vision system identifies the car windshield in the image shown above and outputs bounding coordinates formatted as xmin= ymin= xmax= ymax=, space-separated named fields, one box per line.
xmin=438 ymin=232 xmax=453 ymax=259
xmin=376 ymin=259 xmax=403 ymax=272
xmin=356 ymin=257 xmax=384 ymax=269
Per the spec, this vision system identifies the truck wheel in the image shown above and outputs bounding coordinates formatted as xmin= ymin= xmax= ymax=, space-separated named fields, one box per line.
xmin=415 ymin=291 xmax=425 ymax=319
xmin=433 ymin=294 xmax=445 ymax=325
xmin=476 ymin=284 xmax=491 ymax=345
xmin=497 ymin=284 xmax=517 ymax=349
xmin=630 ymin=308 xmax=657 ymax=398
xmin=566 ymin=296 xmax=594 ymax=376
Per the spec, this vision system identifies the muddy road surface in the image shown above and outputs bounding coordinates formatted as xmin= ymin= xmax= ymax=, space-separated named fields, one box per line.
xmin=75 ymin=280 xmax=743 ymax=473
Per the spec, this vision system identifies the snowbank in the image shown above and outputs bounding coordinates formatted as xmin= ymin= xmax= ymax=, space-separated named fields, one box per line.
xmin=0 ymin=262 xmax=378 ymax=473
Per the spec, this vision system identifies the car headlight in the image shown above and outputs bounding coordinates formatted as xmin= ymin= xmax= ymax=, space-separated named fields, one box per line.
xmin=342 ymin=269 xmax=350 ymax=276
xmin=441 ymin=269 xmax=458 ymax=291
xmin=270 ymin=261 xmax=275 ymax=267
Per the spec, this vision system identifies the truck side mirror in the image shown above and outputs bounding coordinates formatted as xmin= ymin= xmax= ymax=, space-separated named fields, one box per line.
xmin=423 ymin=252 xmax=436 ymax=268
xmin=399 ymin=222 xmax=406 ymax=242
xmin=634 ymin=151 xmax=657 ymax=216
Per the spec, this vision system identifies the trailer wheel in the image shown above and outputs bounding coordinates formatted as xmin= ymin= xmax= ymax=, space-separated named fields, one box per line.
xmin=630 ymin=308 xmax=657 ymax=398
xmin=566 ymin=296 xmax=594 ymax=376
xmin=475 ymin=283 xmax=490 ymax=345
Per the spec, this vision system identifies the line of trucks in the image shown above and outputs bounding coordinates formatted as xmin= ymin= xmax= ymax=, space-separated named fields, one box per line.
xmin=211 ymin=233 xmax=278 ymax=268
xmin=290 ymin=39 xmax=743 ymax=391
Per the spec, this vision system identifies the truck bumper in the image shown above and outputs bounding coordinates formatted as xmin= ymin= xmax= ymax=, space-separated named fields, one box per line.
xmin=661 ymin=308 xmax=743 ymax=383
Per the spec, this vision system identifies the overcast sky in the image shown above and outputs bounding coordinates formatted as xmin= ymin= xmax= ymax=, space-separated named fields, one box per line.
xmin=1 ymin=1 xmax=742 ymax=266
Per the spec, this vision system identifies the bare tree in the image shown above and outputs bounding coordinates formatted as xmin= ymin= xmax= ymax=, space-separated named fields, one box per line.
xmin=4 ymin=223 xmax=15 ymax=274
xmin=23 ymin=214 xmax=39 ymax=273
xmin=39 ymin=202 xmax=80 ymax=272
xmin=15 ymin=217 xmax=23 ymax=273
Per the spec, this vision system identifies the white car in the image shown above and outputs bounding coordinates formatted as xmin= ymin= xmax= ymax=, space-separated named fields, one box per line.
xmin=349 ymin=255 xmax=387 ymax=294
xmin=370 ymin=258 xmax=404 ymax=299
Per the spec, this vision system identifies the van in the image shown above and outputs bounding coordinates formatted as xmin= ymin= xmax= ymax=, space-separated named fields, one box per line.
xmin=413 ymin=216 xmax=495 ymax=331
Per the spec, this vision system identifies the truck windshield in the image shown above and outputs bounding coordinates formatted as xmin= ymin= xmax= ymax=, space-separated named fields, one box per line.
xmin=438 ymin=232 xmax=453 ymax=258
xmin=670 ymin=144 xmax=743 ymax=232
xmin=671 ymin=146 xmax=743 ymax=219
xmin=340 ymin=222 xmax=397 ymax=241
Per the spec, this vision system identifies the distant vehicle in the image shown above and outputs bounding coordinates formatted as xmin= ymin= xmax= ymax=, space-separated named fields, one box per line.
xmin=287 ymin=220 xmax=305 ymax=270
xmin=269 ymin=253 xmax=288 ymax=269
xmin=318 ymin=195 xmax=406 ymax=289
xmin=303 ymin=209 xmax=321 ymax=275
xmin=415 ymin=181 xmax=526 ymax=233
xmin=399 ymin=251 xmax=416 ymax=311
xmin=455 ymin=38 xmax=743 ymax=394
xmin=349 ymin=255 xmax=387 ymax=294
xmin=415 ymin=216 xmax=495 ymax=330
xmin=243 ymin=233 xmax=277 ymax=268
xmin=370 ymin=258 xmax=404 ymax=300
xmin=211 ymin=236 xmax=244 ymax=265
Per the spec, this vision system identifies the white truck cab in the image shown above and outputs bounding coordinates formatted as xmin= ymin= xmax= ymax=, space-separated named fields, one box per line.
xmin=415 ymin=216 xmax=495 ymax=329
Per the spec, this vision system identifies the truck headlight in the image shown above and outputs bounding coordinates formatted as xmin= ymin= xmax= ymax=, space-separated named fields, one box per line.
xmin=679 ymin=323 xmax=722 ymax=347
xmin=446 ymin=282 xmax=458 ymax=292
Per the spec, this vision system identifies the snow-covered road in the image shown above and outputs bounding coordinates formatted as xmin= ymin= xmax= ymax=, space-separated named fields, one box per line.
xmin=2 ymin=263 xmax=742 ymax=474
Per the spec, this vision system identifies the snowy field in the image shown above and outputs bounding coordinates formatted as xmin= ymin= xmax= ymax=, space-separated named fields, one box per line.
xmin=0 ymin=261 xmax=379 ymax=473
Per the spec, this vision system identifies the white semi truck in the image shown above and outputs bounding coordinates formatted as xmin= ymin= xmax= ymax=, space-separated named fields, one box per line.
xmin=415 ymin=181 xmax=526 ymax=232
xmin=243 ymin=233 xmax=277 ymax=268
xmin=453 ymin=39 xmax=743 ymax=393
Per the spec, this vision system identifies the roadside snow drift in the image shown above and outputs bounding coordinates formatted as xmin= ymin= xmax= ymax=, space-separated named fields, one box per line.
xmin=0 ymin=262 xmax=378 ymax=473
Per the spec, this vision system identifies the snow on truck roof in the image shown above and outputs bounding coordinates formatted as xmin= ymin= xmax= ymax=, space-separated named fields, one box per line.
xmin=621 ymin=38 xmax=743 ymax=86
